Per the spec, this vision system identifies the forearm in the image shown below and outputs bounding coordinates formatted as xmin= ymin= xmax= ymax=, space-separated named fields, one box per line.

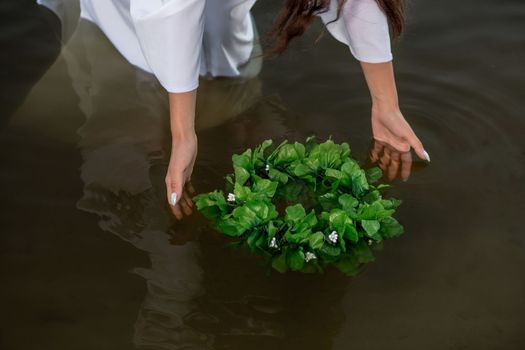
xmin=360 ymin=61 xmax=399 ymax=112
xmin=168 ymin=90 xmax=197 ymax=141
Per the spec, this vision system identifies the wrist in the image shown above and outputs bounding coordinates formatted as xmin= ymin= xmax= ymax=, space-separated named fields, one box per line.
xmin=372 ymin=100 xmax=400 ymax=114
xmin=168 ymin=90 xmax=197 ymax=144
xmin=171 ymin=129 xmax=197 ymax=144
xmin=170 ymin=116 xmax=196 ymax=142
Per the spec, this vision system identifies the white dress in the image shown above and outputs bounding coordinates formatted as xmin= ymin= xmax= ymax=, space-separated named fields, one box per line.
xmin=78 ymin=0 xmax=392 ymax=93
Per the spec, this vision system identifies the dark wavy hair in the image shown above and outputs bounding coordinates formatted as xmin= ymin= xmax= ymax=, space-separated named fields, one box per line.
xmin=269 ymin=0 xmax=405 ymax=55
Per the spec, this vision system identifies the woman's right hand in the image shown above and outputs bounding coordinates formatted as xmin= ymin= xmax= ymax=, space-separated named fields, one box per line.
xmin=165 ymin=133 xmax=197 ymax=219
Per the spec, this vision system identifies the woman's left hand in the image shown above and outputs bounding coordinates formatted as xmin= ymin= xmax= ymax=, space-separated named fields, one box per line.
xmin=360 ymin=62 xmax=430 ymax=162
xmin=371 ymin=105 xmax=430 ymax=162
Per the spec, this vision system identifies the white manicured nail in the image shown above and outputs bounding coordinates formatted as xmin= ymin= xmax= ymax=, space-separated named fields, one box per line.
xmin=170 ymin=192 xmax=177 ymax=206
xmin=423 ymin=150 xmax=431 ymax=162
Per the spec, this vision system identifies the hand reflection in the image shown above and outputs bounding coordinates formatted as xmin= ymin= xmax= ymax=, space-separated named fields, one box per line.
xmin=369 ymin=139 xmax=413 ymax=182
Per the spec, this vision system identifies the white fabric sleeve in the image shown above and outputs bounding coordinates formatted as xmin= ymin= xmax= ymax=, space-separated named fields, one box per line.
xmin=200 ymin=0 xmax=257 ymax=78
xmin=130 ymin=0 xmax=206 ymax=93
xmin=319 ymin=0 xmax=393 ymax=63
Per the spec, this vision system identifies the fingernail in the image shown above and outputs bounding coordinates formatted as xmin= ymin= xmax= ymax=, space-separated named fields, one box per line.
xmin=170 ymin=192 xmax=177 ymax=206
xmin=423 ymin=150 xmax=431 ymax=162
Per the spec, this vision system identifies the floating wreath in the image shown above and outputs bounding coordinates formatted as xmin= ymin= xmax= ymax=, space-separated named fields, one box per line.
xmin=193 ymin=137 xmax=404 ymax=276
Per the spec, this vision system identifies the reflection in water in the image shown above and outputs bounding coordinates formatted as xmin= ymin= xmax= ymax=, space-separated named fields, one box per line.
xmin=367 ymin=139 xmax=428 ymax=182
xmin=69 ymin=19 xmax=208 ymax=349
xmin=0 ymin=1 xmax=62 ymax=127
xmin=65 ymin=14 xmax=349 ymax=349
xmin=68 ymin=17 xmax=273 ymax=348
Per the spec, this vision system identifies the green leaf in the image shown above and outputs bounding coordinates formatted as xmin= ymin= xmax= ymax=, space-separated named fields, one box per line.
xmin=338 ymin=194 xmax=358 ymax=211
xmin=318 ymin=192 xmax=339 ymax=211
xmin=320 ymin=211 xmax=330 ymax=223
xmin=305 ymin=135 xmax=317 ymax=153
xmin=268 ymin=139 xmax=288 ymax=160
xmin=302 ymin=210 xmax=318 ymax=228
xmin=316 ymin=140 xmax=345 ymax=169
xmin=379 ymin=217 xmax=404 ymax=238
xmin=328 ymin=209 xmax=348 ymax=234
xmin=353 ymin=241 xmax=376 ymax=263
xmin=366 ymin=167 xmax=383 ymax=183
xmin=335 ymin=254 xmax=360 ymax=276
xmin=234 ymin=165 xmax=250 ymax=185
xmin=193 ymin=191 xmax=227 ymax=210
xmin=255 ymin=233 xmax=266 ymax=248
xmin=246 ymin=231 xmax=260 ymax=250
xmin=275 ymin=144 xmax=302 ymax=165
xmin=303 ymin=158 xmax=320 ymax=172
xmin=252 ymin=139 xmax=273 ymax=165
xmin=268 ymin=168 xmax=289 ymax=184
xmin=267 ymin=220 xmax=279 ymax=238
xmin=343 ymin=223 xmax=359 ymax=243
xmin=268 ymin=206 xmax=279 ymax=221
xmin=357 ymin=202 xmax=394 ymax=220
xmin=325 ymin=168 xmax=348 ymax=184
xmin=351 ymin=169 xmax=369 ymax=197
xmin=293 ymin=142 xmax=306 ymax=159
xmin=217 ymin=218 xmax=245 ymax=237
xmin=363 ymin=190 xmax=381 ymax=204
xmin=341 ymin=142 xmax=351 ymax=158
xmin=380 ymin=198 xmax=402 ymax=210
xmin=232 ymin=206 xmax=260 ymax=229
xmin=291 ymin=163 xmax=312 ymax=177
xmin=245 ymin=200 xmax=271 ymax=221
xmin=272 ymin=253 xmax=288 ymax=273
xmin=241 ymin=148 xmax=252 ymax=159
xmin=193 ymin=191 xmax=227 ymax=221
xmin=232 ymin=154 xmax=252 ymax=170
xmin=341 ymin=160 xmax=360 ymax=177
xmin=285 ymin=230 xmax=310 ymax=244
xmin=320 ymin=243 xmax=341 ymax=257
xmin=362 ymin=219 xmax=380 ymax=236
xmin=376 ymin=184 xmax=392 ymax=191
xmin=308 ymin=232 xmax=325 ymax=250
xmin=287 ymin=248 xmax=305 ymax=271
xmin=325 ymin=168 xmax=344 ymax=180
xmin=234 ymin=182 xmax=252 ymax=201
xmin=278 ymin=179 xmax=304 ymax=200
xmin=285 ymin=204 xmax=306 ymax=223
xmin=253 ymin=178 xmax=278 ymax=198
xmin=225 ymin=174 xmax=234 ymax=187
xmin=316 ymin=140 xmax=349 ymax=165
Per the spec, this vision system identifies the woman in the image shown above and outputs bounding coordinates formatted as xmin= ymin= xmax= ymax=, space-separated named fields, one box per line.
xmin=79 ymin=0 xmax=430 ymax=219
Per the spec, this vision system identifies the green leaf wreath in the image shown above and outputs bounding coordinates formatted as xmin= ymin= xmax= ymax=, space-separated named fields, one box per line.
xmin=193 ymin=137 xmax=404 ymax=276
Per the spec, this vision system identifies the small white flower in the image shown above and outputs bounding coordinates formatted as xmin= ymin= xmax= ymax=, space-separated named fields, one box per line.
xmin=265 ymin=164 xmax=270 ymax=171
xmin=269 ymin=237 xmax=279 ymax=249
xmin=328 ymin=230 xmax=338 ymax=244
xmin=367 ymin=239 xmax=373 ymax=245
xmin=305 ymin=252 xmax=317 ymax=262
xmin=227 ymin=192 xmax=236 ymax=202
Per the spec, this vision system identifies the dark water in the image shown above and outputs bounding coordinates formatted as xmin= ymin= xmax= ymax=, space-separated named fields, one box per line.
xmin=1 ymin=0 xmax=525 ymax=349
